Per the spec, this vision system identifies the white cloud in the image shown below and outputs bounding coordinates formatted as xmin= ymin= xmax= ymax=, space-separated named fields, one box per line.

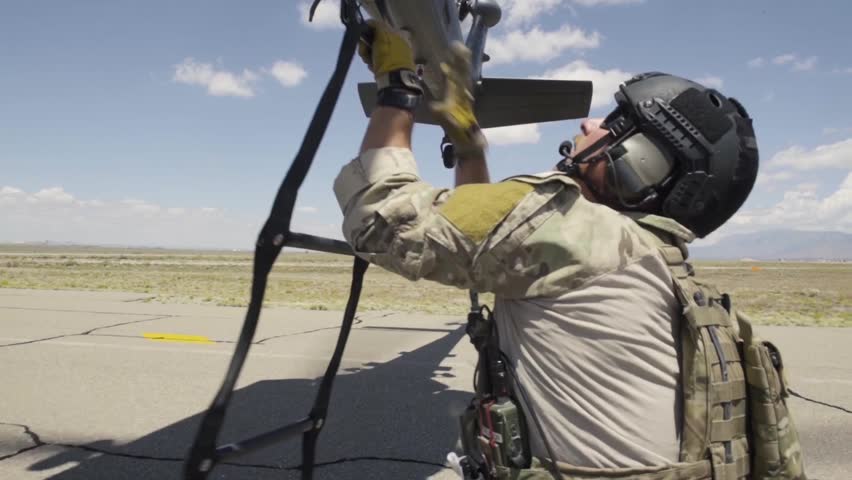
xmin=499 ymin=0 xmax=642 ymax=25
xmin=759 ymin=53 xmax=818 ymax=72
xmin=747 ymin=57 xmax=765 ymax=68
xmin=483 ymin=124 xmax=542 ymax=145
xmin=772 ymin=53 xmax=796 ymax=65
xmin=0 ymin=186 xmax=25 ymax=206
xmin=268 ymin=61 xmax=307 ymax=87
xmin=823 ymin=127 xmax=852 ymax=136
xmin=538 ymin=60 xmax=632 ymax=109
xmin=769 ymin=138 xmax=852 ymax=170
xmin=755 ymin=170 xmax=795 ymax=191
xmin=2 ymin=186 xmax=78 ymax=206
xmin=33 ymin=187 xmax=75 ymax=204
xmin=0 ymin=186 xmax=342 ymax=249
xmin=572 ymin=0 xmax=644 ymax=4
xmin=122 ymin=199 xmax=161 ymax=215
xmin=1 ymin=186 xmax=23 ymax=195
xmin=792 ymin=55 xmax=818 ymax=71
xmin=297 ymin=1 xmax=341 ymax=30
xmin=296 ymin=206 xmax=319 ymax=214
xmin=502 ymin=0 xmax=565 ymax=25
xmin=695 ymin=75 xmax=724 ymax=89
xmin=487 ymin=25 xmax=601 ymax=65
xmin=173 ymin=58 xmax=258 ymax=98
xmin=725 ymin=173 xmax=852 ymax=233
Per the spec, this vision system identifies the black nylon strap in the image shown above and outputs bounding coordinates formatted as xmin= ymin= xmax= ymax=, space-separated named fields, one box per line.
xmin=301 ymin=257 xmax=368 ymax=479
xmin=184 ymin=3 xmax=365 ymax=479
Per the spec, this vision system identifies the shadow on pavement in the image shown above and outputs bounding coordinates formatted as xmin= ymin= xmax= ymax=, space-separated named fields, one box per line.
xmin=28 ymin=325 xmax=471 ymax=480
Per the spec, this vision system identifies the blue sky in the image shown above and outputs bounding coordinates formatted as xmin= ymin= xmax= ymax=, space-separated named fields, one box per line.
xmin=2 ymin=0 xmax=851 ymax=249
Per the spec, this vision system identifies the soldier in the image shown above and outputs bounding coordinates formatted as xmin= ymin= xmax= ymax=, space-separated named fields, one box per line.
xmin=336 ymin=23 xmax=805 ymax=480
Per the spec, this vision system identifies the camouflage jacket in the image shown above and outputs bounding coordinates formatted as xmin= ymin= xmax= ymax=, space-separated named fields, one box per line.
xmin=334 ymin=147 xmax=699 ymax=468
xmin=334 ymin=147 xmax=695 ymax=299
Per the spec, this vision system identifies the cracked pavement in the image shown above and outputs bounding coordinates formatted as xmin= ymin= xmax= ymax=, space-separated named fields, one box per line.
xmin=1 ymin=288 xmax=850 ymax=479
xmin=0 ymin=289 xmax=471 ymax=479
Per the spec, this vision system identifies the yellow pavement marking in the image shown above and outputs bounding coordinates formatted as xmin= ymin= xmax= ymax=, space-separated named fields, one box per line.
xmin=142 ymin=332 xmax=214 ymax=344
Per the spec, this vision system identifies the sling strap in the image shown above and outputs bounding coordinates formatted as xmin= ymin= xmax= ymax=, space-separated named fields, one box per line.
xmin=184 ymin=3 xmax=367 ymax=479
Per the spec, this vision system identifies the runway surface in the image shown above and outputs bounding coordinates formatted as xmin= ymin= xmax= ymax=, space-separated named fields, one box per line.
xmin=1 ymin=289 xmax=849 ymax=479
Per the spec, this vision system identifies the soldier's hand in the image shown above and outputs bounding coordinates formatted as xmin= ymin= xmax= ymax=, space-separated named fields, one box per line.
xmin=430 ymin=42 xmax=487 ymax=160
xmin=358 ymin=20 xmax=420 ymax=92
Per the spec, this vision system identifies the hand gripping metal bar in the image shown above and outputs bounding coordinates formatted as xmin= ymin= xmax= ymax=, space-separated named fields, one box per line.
xmin=184 ymin=3 xmax=366 ymax=479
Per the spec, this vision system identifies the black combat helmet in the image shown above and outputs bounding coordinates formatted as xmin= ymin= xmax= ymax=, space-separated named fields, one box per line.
xmin=557 ymin=72 xmax=758 ymax=237
xmin=592 ymin=72 xmax=759 ymax=238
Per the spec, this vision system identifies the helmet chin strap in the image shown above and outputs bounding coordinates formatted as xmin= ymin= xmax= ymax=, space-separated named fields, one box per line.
xmin=556 ymin=132 xmax=617 ymax=203
xmin=555 ymin=132 xmax=614 ymax=175
xmin=556 ymin=126 xmax=658 ymax=210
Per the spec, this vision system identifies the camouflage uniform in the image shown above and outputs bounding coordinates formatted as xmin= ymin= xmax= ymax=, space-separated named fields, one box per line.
xmin=335 ymin=147 xmax=691 ymax=468
xmin=334 ymin=147 xmax=805 ymax=479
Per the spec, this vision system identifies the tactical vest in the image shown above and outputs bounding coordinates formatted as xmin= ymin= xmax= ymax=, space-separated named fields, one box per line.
xmin=459 ymin=232 xmax=807 ymax=480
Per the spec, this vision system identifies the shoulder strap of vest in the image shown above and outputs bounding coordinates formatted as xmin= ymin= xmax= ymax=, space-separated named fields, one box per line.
xmin=648 ymin=232 xmax=752 ymax=480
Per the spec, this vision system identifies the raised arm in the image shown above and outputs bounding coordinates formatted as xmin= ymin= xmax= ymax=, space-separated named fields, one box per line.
xmin=359 ymin=106 xmax=414 ymax=154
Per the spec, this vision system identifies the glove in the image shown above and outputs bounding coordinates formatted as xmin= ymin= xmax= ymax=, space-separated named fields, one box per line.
xmin=358 ymin=20 xmax=421 ymax=94
xmin=430 ymin=42 xmax=487 ymax=160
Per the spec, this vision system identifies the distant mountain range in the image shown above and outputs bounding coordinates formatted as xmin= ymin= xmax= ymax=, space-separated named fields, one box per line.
xmin=690 ymin=230 xmax=852 ymax=261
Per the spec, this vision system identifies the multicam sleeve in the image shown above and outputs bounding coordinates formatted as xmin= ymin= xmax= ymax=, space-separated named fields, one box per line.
xmin=333 ymin=147 xmax=532 ymax=290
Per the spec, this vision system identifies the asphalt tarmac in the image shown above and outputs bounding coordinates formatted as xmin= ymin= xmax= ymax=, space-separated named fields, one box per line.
xmin=1 ymin=289 xmax=849 ymax=480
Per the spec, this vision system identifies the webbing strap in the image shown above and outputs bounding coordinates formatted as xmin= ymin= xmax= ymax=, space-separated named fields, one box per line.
xmin=710 ymin=415 xmax=747 ymax=442
xmin=707 ymin=342 xmax=740 ymax=365
xmin=712 ymin=381 xmax=747 ymax=404
xmin=555 ymin=459 xmax=713 ymax=480
xmin=735 ymin=310 xmax=756 ymax=345
xmin=658 ymin=244 xmax=686 ymax=266
xmin=183 ymin=3 xmax=366 ymax=479
xmin=712 ymin=454 xmax=750 ymax=480
xmin=685 ymin=305 xmax=728 ymax=328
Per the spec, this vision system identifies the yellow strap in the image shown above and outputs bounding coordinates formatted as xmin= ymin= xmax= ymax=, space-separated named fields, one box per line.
xmin=439 ymin=180 xmax=534 ymax=243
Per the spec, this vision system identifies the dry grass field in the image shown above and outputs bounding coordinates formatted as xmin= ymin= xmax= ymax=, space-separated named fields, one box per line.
xmin=1 ymin=244 xmax=849 ymax=327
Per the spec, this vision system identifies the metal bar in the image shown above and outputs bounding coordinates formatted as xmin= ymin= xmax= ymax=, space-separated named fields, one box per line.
xmin=215 ymin=417 xmax=315 ymax=461
xmin=285 ymin=232 xmax=353 ymax=256
xmin=465 ymin=14 xmax=487 ymax=83
xmin=464 ymin=0 xmax=501 ymax=85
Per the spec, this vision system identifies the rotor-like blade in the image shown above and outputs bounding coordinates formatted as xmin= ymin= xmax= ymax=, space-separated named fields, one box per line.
xmin=474 ymin=78 xmax=593 ymax=127
xmin=357 ymin=78 xmax=593 ymax=128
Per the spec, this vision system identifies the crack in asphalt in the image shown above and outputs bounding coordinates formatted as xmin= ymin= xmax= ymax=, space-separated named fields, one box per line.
xmin=255 ymin=319 xmax=364 ymax=344
xmin=354 ymin=312 xmax=398 ymax=321
xmin=0 ymin=306 xmax=173 ymax=317
xmin=0 ymin=422 xmax=447 ymax=472
xmin=250 ymin=311 xmax=401 ymax=344
xmin=122 ymin=296 xmax=158 ymax=303
xmin=2 ymin=309 xmax=405 ymax=348
xmin=0 ymin=315 xmax=173 ymax=348
xmin=0 ymin=422 xmax=45 ymax=461
xmin=1 ymin=313 xmax=403 ymax=348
